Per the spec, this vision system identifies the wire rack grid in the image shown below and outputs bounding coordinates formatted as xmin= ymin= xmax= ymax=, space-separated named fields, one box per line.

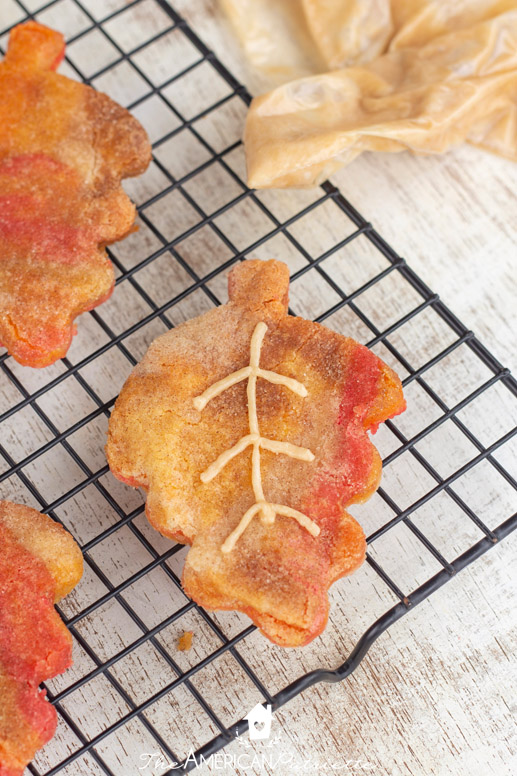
xmin=1 ymin=0 xmax=517 ymax=773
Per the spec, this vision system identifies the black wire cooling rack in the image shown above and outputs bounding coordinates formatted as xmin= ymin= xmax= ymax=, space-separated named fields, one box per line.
xmin=1 ymin=0 xmax=517 ymax=773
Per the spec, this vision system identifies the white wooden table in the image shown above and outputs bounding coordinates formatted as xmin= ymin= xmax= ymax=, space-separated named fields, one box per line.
xmin=173 ymin=5 xmax=517 ymax=776
xmin=1 ymin=1 xmax=516 ymax=775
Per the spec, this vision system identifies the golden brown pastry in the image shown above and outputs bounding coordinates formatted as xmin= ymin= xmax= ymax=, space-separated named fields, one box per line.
xmin=0 ymin=21 xmax=151 ymax=367
xmin=106 ymin=259 xmax=405 ymax=646
xmin=177 ymin=632 xmax=194 ymax=652
xmin=0 ymin=501 xmax=83 ymax=776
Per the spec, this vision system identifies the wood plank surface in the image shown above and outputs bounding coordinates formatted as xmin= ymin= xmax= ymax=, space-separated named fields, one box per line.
xmin=173 ymin=4 xmax=517 ymax=775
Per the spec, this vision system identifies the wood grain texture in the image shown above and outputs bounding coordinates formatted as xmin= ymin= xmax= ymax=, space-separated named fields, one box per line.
xmin=148 ymin=2 xmax=517 ymax=775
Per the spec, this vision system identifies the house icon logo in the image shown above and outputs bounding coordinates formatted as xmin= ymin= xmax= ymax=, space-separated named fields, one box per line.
xmin=244 ymin=703 xmax=273 ymax=740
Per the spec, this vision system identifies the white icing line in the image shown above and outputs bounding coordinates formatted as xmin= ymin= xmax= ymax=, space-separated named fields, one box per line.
xmin=250 ymin=321 xmax=268 ymax=368
xmin=251 ymin=441 xmax=265 ymax=502
xmin=271 ymin=505 xmax=320 ymax=537
xmin=200 ymin=436 xmax=313 ymax=483
xmin=193 ymin=321 xmax=318 ymax=552
xmin=260 ymin=439 xmax=315 ymax=461
xmin=200 ymin=434 xmax=258 ymax=483
xmin=248 ymin=372 xmax=259 ymax=435
xmin=193 ymin=366 xmax=252 ymax=411
xmin=221 ymin=503 xmax=261 ymax=554
xmin=257 ymin=369 xmax=307 ymax=397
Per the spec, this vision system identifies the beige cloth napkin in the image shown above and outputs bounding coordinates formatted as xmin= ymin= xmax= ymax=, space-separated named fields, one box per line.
xmin=222 ymin=0 xmax=517 ymax=187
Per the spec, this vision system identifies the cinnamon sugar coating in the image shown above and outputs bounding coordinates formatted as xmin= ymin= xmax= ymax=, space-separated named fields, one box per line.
xmin=107 ymin=259 xmax=405 ymax=646
xmin=0 ymin=501 xmax=83 ymax=776
xmin=0 ymin=22 xmax=151 ymax=367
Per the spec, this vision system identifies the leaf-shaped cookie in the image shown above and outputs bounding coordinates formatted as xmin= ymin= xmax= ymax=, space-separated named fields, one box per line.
xmin=0 ymin=501 xmax=83 ymax=776
xmin=106 ymin=259 xmax=405 ymax=646
xmin=0 ymin=22 xmax=151 ymax=367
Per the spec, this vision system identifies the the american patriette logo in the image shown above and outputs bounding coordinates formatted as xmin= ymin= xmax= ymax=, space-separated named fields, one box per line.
xmin=245 ymin=703 xmax=273 ymax=740
xmin=193 ymin=321 xmax=320 ymax=553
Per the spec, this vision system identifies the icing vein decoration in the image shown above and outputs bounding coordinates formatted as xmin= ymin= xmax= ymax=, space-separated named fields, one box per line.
xmin=193 ymin=321 xmax=320 ymax=553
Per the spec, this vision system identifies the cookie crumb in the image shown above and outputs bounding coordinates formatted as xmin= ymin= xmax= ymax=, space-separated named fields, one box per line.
xmin=177 ymin=631 xmax=193 ymax=651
